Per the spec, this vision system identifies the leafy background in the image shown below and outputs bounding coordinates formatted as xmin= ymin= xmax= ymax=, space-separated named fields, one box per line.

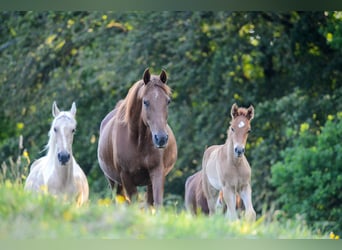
xmin=0 ymin=11 xmax=341 ymax=235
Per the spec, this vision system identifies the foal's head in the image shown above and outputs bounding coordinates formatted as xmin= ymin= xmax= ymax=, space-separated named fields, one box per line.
xmin=49 ymin=101 xmax=77 ymax=165
xmin=140 ymin=68 xmax=171 ymax=148
xmin=229 ymin=103 xmax=254 ymax=158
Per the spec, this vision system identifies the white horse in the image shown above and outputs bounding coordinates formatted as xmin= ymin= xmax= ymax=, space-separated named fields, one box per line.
xmin=25 ymin=101 xmax=89 ymax=206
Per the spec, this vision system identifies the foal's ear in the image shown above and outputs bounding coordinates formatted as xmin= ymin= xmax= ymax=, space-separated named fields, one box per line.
xmin=52 ymin=101 xmax=60 ymax=117
xmin=246 ymin=105 xmax=254 ymax=120
xmin=70 ymin=102 xmax=77 ymax=117
xmin=231 ymin=103 xmax=239 ymax=118
xmin=160 ymin=69 xmax=167 ymax=84
xmin=143 ymin=68 xmax=151 ymax=84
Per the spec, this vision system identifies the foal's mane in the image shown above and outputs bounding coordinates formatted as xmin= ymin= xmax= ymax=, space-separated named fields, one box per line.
xmin=117 ymin=77 xmax=171 ymax=125
xmin=233 ymin=107 xmax=250 ymax=119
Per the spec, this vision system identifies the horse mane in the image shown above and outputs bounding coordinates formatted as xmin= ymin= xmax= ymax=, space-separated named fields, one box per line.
xmin=117 ymin=76 xmax=171 ymax=125
xmin=233 ymin=107 xmax=249 ymax=119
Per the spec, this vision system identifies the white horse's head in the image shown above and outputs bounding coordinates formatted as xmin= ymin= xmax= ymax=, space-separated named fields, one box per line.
xmin=48 ymin=101 xmax=77 ymax=165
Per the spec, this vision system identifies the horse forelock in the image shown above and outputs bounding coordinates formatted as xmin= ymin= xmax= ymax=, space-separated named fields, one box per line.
xmin=230 ymin=108 xmax=251 ymax=125
xmin=235 ymin=108 xmax=249 ymax=118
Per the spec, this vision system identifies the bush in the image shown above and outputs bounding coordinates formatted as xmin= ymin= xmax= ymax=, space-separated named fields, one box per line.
xmin=271 ymin=112 xmax=342 ymax=235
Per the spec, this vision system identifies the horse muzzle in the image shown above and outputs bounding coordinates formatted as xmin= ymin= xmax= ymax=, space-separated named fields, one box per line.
xmin=234 ymin=146 xmax=245 ymax=158
xmin=57 ymin=151 xmax=71 ymax=165
xmin=153 ymin=132 xmax=169 ymax=148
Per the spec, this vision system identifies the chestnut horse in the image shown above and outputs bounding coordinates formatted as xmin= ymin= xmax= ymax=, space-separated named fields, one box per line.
xmin=97 ymin=68 xmax=177 ymax=207
xmin=184 ymin=170 xmax=209 ymax=215
xmin=185 ymin=170 xmax=228 ymax=215
xmin=202 ymin=103 xmax=256 ymax=221
xmin=24 ymin=101 xmax=89 ymax=206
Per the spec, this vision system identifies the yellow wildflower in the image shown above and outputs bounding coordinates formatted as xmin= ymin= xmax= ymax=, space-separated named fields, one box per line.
xmin=97 ymin=198 xmax=112 ymax=207
xmin=63 ymin=210 xmax=73 ymax=222
xmin=115 ymin=195 xmax=126 ymax=204
xmin=330 ymin=232 xmax=340 ymax=240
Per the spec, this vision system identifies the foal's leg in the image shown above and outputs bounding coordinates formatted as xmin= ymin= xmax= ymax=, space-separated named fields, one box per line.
xmin=206 ymin=185 xmax=220 ymax=215
xmin=222 ymin=187 xmax=238 ymax=221
xmin=202 ymin=171 xmax=219 ymax=215
xmin=239 ymin=184 xmax=256 ymax=222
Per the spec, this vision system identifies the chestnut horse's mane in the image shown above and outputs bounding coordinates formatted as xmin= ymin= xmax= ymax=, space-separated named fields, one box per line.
xmin=117 ymin=77 xmax=172 ymax=125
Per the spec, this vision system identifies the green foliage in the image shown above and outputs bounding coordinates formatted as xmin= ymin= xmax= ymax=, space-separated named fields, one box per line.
xmin=0 ymin=182 xmax=328 ymax=239
xmin=271 ymin=113 xmax=342 ymax=235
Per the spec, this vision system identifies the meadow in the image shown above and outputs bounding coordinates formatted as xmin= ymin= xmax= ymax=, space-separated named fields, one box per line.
xmin=0 ymin=181 xmax=331 ymax=239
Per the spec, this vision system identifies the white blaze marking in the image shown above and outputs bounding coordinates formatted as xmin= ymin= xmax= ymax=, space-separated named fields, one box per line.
xmin=154 ymin=90 xmax=159 ymax=100
xmin=238 ymin=121 xmax=245 ymax=128
xmin=61 ymin=125 xmax=68 ymax=150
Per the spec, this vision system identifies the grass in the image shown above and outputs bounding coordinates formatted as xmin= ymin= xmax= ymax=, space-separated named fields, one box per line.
xmin=0 ymin=181 xmax=330 ymax=239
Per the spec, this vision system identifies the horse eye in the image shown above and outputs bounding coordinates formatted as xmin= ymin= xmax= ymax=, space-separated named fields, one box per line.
xmin=54 ymin=127 xmax=57 ymax=132
xmin=72 ymin=129 xmax=76 ymax=133
xmin=247 ymin=129 xmax=251 ymax=133
xmin=143 ymin=100 xmax=150 ymax=107
xmin=167 ymin=99 xmax=171 ymax=105
xmin=231 ymin=127 xmax=235 ymax=132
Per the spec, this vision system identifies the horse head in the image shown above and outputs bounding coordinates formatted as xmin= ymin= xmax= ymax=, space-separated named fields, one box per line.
xmin=51 ymin=101 xmax=77 ymax=165
xmin=229 ymin=103 xmax=254 ymax=158
xmin=140 ymin=68 xmax=171 ymax=148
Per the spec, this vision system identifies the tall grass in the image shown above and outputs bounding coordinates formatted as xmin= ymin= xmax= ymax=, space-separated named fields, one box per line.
xmin=0 ymin=180 xmax=330 ymax=239
xmin=0 ymin=135 xmax=30 ymax=185
xmin=0 ymin=136 xmax=331 ymax=239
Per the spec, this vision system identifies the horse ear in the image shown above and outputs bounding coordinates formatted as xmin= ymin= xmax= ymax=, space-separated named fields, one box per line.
xmin=160 ymin=69 xmax=167 ymax=83
xmin=246 ymin=105 xmax=254 ymax=120
xmin=143 ymin=68 xmax=151 ymax=84
xmin=231 ymin=103 xmax=239 ymax=119
xmin=52 ymin=101 xmax=60 ymax=117
xmin=70 ymin=102 xmax=77 ymax=117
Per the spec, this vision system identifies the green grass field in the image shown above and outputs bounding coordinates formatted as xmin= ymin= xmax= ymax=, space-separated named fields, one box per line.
xmin=0 ymin=181 xmax=331 ymax=239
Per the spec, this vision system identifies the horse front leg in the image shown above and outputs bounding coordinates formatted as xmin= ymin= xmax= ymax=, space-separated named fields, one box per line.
xmin=239 ymin=184 xmax=256 ymax=222
xmin=201 ymin=170 xmax=219 ymax=215
xmin=146 ymin=183 xmax=154 ymax=206
xmin=120 ymin=171 xmax=138 ymax=203
xmin=222 ymin=186 xmax=238 ymax=221
xmin=149 ymin=166 xmax=165 ymax=207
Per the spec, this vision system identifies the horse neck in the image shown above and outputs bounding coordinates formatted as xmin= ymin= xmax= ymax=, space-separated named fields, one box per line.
xmin=124 ymin=99 xmax=152 ymax=148
xmin=130 ymin=117 xmax=152 ymax=149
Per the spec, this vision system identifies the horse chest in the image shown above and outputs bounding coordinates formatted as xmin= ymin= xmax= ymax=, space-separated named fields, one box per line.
xmin=221 ymin=162 xmax=250 ymax=189
xmin=117 ymin=145 xmax=161 ymax=183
